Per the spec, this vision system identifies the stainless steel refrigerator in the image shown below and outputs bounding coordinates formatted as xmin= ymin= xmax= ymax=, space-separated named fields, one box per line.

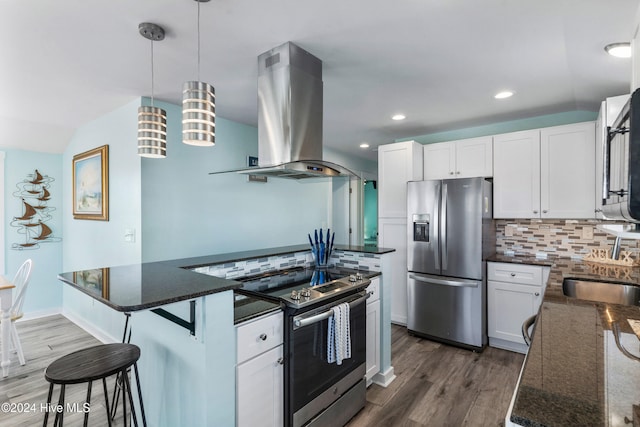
xmin=407 ymin=178 xmax=494 ymax=350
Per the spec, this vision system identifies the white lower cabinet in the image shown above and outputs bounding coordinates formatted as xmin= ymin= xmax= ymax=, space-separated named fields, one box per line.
xmin=236 ymin=311 xmax=283 ymax=427
xmin=365 ymin=277 xmax=381 ymax=385
xmin=487 ymin=262 xmax=549 ymax=354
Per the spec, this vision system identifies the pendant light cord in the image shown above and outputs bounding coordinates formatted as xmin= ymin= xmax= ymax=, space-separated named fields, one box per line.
xmin=150 ymin=39 xmax=155 ymax=107
xmin=197 ymin=0 xmax=201 ymax=82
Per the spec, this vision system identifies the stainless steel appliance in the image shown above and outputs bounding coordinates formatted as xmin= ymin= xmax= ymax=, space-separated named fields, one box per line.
xmin=406 ymin=178 xmax=494 ymax=350
xmin=210 ymin=42 xmax=359 ymax=180
xmin=602 ymin=88 xmax=640 ymax=222
xmin=237 ymin=267 xmax=370 ymax=427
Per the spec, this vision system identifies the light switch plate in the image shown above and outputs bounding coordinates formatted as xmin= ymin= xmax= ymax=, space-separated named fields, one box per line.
xmin=124 ymin=228 xmax=136 ymax=243
xmin=582 ymin=226 xmax=594 ymax=240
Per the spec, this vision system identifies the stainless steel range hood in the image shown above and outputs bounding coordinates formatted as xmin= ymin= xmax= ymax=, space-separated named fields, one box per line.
xmin=210 ymin=42 xmax=360 ymax=180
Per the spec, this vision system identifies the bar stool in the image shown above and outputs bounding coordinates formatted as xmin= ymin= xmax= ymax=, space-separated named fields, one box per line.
xmin=43 ymin=343 xmax=146 ymax=427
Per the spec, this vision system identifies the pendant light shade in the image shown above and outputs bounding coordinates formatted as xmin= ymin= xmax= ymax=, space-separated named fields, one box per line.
xmin=138 ymin=105 xmax=167 ymax=157
xmin=182 ymin=0 xmax=216 ymax=147
xmin=137 ymin=22 xmax=167 ymax=158
xmin=182 ymin=80 xmax=215 ymax=146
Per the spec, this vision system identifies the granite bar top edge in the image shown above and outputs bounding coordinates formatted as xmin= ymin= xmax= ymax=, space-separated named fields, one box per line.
xmin=164 ymin=244 xmax=395 ymax=269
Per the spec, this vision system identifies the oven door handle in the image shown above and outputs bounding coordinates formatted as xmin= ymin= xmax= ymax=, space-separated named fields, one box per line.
xmin=293 ymin=292 xmax=366 ymax=330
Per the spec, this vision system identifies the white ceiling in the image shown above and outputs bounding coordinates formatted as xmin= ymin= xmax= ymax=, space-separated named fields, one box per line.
xmin=1 ymin=0 xmax=638 ymax=161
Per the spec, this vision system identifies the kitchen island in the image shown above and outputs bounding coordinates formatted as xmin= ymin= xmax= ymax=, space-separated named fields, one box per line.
xmin=58 ymin=244 xmax=395 ymax=427
xmin=500 ymin=255 xmax=640 ymax=426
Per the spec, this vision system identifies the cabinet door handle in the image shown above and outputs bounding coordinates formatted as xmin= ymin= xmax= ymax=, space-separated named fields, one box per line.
xmin=510 ymin=273 xmax=516 ymax=277
xmin=449 ymin=171 xmax=454 ymax=175
xmin=456 ymin=171 xmax=460 ymax=175
xmin=276 ymin=357 xmax=284 ymax=365
xmin=542 ymin=210 xmax=548 ymax=214
xmin=533 ymin=210 xmax=538 ymax=214
xmin=259 ymin=333 xmax=267 ymax=341
xmin=535 ymin=292 xmax=540 ymax=296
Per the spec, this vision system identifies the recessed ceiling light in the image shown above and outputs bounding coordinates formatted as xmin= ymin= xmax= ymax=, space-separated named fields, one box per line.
xmin=392 ymin=114 xmax=406 ymax=121
xmin=359 ymin=143 xmax=370 ymax=149
xmin=494 ymin=91 xmax=514 ymax=99
xmin=605 ymin=42 xmax=631 ymax=58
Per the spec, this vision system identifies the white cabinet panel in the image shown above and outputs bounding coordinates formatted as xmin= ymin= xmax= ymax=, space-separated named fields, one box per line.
xmin=487 ymin=262 xmax=548 ymax=354
xmin=493 ymin=130 xmax=541 ymax=218
xmin=423 ymin=137 xmax=492 ymax=180
xmin=236 ymin=311 xmax=283 ymax=427
xmin=237 ymin=345 xmax=283 ymax=427
xmin=378 ymin=141 xmax=423 ymax=218
xmin=423 ymin=142 xmax=455 ymax=179
xmin=540 ymin=122 xmax=595 ymax=218
xmin=366 ymin=299 xmax=380 ymax=383
xmin=455 ymin=136 xmax=493 ymax=178
xmin=378 ymin=218 xmax=408 ymax=325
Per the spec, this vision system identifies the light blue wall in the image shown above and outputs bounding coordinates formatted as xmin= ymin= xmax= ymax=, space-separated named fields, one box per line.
xmin=141 ymin=99 xmax=340 ymax=262
xmin=3 ymin=149 xmax=63 ymax=315
xmin=397 ymin=110 xmax=598 ymax=144
xmin=363 ymin=180 xmax=377 ymax=244
xmin=62 ymin=98 xmax=143 ymax=341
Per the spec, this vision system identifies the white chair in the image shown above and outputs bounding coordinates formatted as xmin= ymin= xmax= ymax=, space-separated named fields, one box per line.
xmin=3 ymin=259 xmax=33 ymax=365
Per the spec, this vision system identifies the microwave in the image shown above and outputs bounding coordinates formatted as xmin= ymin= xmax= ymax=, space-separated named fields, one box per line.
xmin=602 ymin=88 xmax=640 ymax=222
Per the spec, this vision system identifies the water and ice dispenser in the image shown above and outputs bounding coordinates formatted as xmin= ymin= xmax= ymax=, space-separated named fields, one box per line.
xmin=412 ymin=214 xmax=430 ymax=242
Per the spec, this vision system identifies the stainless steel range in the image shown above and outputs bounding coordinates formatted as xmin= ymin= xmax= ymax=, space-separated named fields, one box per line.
xmin=237 ymin=266 xmax=371 ymax=427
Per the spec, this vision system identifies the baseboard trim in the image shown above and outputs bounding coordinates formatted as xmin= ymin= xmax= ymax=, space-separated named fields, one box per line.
xmin=488 ymin=337 xmax=527 ymax=355
xmin=371 ymin=366 xmax=396 ymax=388
xmin=18 ymin=307 xmax=62 ymax=322
xmin=390 ymin=316 xmax=407 ymax=326
xmin=62 ymin=310 xmax=118 ymax=344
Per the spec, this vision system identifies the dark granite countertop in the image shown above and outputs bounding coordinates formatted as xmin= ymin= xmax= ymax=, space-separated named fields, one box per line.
xmin=509 ymin=257 xmax=640 ymax=426
xmin=58 ymin=262 xmax=242 ymax=312
xmin=234 ymin=294 xmax=282 ymax=325
xmin=487 ymin=253 xmax=555 ymax=267
xmin=58 ymin=245 xmax=391 ymax=313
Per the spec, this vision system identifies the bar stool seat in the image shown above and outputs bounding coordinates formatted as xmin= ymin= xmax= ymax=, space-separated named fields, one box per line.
xmin=43 ymin=343 xmax=146 ymax=427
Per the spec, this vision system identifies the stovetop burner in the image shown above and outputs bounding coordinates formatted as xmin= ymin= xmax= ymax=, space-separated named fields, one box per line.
xmin=236 ymin=266 xmax=370 ymax=309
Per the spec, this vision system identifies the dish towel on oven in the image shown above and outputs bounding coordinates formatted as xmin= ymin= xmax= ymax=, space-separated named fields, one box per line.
xmin=327 ymin=302 xmax=351 ymax=365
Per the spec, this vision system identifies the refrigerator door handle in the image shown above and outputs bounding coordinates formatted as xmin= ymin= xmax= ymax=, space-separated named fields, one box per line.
xmin=434 ymin=185 xmax=440 ymax=268
xmin=409 ymin=273 xmax=479 ymax=288
xmin=441 ymin=183 xmax=448 ymax=270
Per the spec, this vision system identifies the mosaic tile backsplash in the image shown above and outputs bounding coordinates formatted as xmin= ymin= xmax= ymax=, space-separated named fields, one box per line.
xmin=496 ymin=219 xmax=640 ymax=259
xmin=191 ymin=249 xmax=382 ymax=279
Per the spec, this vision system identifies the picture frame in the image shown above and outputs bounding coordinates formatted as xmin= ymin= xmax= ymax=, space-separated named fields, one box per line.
xmin=72 ymin=145 xmax=109 ymax=220
xmin=73 ymin=268 xmax=110 ymax=299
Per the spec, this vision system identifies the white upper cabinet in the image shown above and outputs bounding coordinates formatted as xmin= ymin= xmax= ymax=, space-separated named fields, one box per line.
xmin=378 ymin=141 xmax=423 ymax=218
xmin=493 ymin=130 xmax=541 ymax=218
xmin=423 ymin=136 xmax=492 ymax=180
xmin=540 ymin=122 xmax=595 ymax=219
xmin=423 ymin=142 xmax=455 ymax=179
xmin=493 ymin=123 xmax=595 ymax=219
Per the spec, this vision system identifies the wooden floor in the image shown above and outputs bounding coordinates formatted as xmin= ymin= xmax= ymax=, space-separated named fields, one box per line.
xmin=0 ymin=315 xmax=129 ymax=427
xmin=0 ymin=316 xmax=523 ymax=427
xmin=348 ymin=324 xmax=524 ymax=427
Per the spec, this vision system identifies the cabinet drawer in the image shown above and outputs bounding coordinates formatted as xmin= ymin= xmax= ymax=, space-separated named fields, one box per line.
xmin=366 ymin=277 xmax=380 ymax=303
xmin=237 ymin=311 xmax=283 ymax=363
xmin=487 ymin=262 xmax=543 ymax=286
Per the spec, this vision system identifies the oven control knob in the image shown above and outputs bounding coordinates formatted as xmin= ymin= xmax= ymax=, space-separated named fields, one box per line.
xmin=291 ymin=290 xmax=300 ymax=300
xmin=301 ymin=288 xmax=311 ymax=298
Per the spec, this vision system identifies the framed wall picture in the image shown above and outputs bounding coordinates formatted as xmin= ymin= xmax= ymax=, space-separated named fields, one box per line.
xmin=72 ymin=145 xmax=109 ymax=220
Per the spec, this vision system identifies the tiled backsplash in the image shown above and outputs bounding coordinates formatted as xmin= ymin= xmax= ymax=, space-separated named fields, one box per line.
xmin=496 ymin=219 xmax=640 ymax=259
xmin=191 ymin=249 xmax=382 ymax=279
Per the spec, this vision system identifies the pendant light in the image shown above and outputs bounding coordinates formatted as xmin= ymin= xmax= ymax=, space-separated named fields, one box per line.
xmin=137 ymin=23 xmax=167 ymax=158
xmin=182 ymin=0 xmax=216 ymax=146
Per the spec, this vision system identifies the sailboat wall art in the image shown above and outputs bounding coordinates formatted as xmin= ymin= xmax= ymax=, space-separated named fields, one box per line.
xmin=11 ymin=169 xmax=61 ymax=250
xmin=72 ymin=145 xmax=109 ymax=221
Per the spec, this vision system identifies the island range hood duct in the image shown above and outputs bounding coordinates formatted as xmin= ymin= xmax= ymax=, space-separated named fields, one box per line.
xmin=209 ymin=42 xmax=360 ymax=180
